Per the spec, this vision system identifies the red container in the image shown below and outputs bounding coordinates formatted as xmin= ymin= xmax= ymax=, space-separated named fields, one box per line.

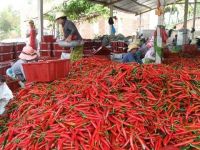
xmin=118 ymin=42 xmax=128 ymax=47
xmin=40 ymin=50 xmax=52 ymax=57
xmin=182 ymin=44 xmax=197 ymax=55
xmin=93 ymin=41 xmax=102 ymax=49
xmin=7 ymin=79 xmax=20 ymax=92
xmin=0 ymin=61 xmax=12 ymax=75
xmin=111 ymin=41 xmax=118 ymax=47
xmin=84 ymin=42 xmax=94 ymax=49
xmin=42 ymin=35 xmax=56 ymax=43
xmin=23 ymin=59 xmax=70 ymax=82
xmin=15 ymin=43 xmax=26 ymax=52
xmin=83 ymin=49 xmax=93 ymax=57
xmin=40 ymin=42 xmax=52 ymax=50
xmin=0 ymin=43 xmax=14 ymax=53
xmin=0 ymin=52 xmax=15 ymax=62
xmin=53 ymin=43 xmax=69 ymax=50
xmin=53 ymin=50 xmax=71 ymax=58
xmin=93 ymin=46 xmax=111 ymax=55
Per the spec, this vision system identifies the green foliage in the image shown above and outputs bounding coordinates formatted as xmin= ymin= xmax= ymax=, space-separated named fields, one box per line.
xmin=45 ymin=0 xmax=109 ymax=22
xmin=165 ymin=5 xmax=178 ymax=14
xmin=0 ymin=6 xmax=20 ymax=40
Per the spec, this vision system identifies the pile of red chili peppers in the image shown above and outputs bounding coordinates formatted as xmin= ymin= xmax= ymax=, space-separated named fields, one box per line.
xmin=0 ymin=55 xmax=200 ymax=150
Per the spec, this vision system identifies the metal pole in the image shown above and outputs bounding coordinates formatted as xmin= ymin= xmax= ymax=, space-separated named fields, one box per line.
xmin=109 ymin=0 xmax=113 ymax=35
xmin=155 ymin=0 xmax=165 ymax=64
xmin=192 ymin=0 xmax=197 ymax=39
xmin=183 ymin=0 xmax=189 ymax=44
xmin=38 ymin=0 xmax=43 ymax=43
xmin=139 ymin=14 xmax=142 ymax=33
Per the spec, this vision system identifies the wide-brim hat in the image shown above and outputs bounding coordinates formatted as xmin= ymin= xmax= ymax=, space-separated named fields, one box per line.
xmin=128 ymin=43 xmax=139 ymax=52
xmin=29 ymin=20 xmax=34 ymax=24
xmin=19 ymin=46 xmax=38 ymax=61
xmin=55 ymin=12 xmax=66 ymax=20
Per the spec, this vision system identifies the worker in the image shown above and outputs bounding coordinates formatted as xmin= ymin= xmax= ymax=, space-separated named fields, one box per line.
xmin=6 ymin=46 xmax=39 ymax=87
xmin=0 ymin=75 xmax=13 ymax=115
xmin=55 ymin=12 xmax=83 ymax=61
xmin=26 ymin=20 xmax=38 ymax=49
xmin=122 ymin=43 xmax=143 ymax=64
xmin=168 ymin=26 xmax=176 ymax=38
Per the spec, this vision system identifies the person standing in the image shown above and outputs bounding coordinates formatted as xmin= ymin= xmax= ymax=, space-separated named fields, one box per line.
xmin=55 ymin=12 xmax=83 ymax=61
xmin=26 ymin=20 xmax=38 ymax=50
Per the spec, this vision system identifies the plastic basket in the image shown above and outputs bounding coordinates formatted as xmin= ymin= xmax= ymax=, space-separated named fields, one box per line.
xmin=23 ymin=59 xmax=70 ymax=82
xmin=40 ymin=42 xmax=53 ymax=50
xmin=40 ymin=50 xmax=52 ymax=57
xmin=0 ymin=52 xmax=15 ymax=62
xmin=42 ymin=35 xmax=56 ymax=43
xmin=0 ymin=43 xmax=14 ymax=53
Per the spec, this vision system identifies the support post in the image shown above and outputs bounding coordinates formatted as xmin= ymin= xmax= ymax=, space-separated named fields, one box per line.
xmin=192 ymin=0 xmax=197 ymax=39
xmin=155 ymin=0 xmax=165 ymax=64
xmin=183 ymin=0 xmax=189 ymax=44
xmin=38 ymin=0 xmax=43 ymax=43
xmin=109 ymin=0 xmax=113 ymax=35
xmin=139 ymin=14 xmax=142 ymax=33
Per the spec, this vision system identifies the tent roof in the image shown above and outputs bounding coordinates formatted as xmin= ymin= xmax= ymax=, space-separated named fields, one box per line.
xmin=90 ymin=0 xmax=180 ymax=15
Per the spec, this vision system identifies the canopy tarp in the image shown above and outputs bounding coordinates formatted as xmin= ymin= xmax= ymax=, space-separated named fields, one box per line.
xmin=90 ymin=0 xmax=181 ymax=15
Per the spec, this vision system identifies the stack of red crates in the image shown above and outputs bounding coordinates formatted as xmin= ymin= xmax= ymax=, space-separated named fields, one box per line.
xmin=15 ymin=42 xmax=26 ymax=58
xmin=182 ymin=44 xmax=198 ymax=55
xmin=0 ymin=43 xmax=15 ymax=75
xmin=83 ymin=41 xmax=95 ymax=57
xmin=52 ymin=43 xmax=71 ymax=58
xmin=111 ymin=41 xmax=128 ymax=53
xmin=40 ymin=35 xmax=56 ymax=58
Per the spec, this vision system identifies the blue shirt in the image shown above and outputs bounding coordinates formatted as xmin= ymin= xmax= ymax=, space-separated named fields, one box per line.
xmin=122 ymin=51 xmax=143 ymax=64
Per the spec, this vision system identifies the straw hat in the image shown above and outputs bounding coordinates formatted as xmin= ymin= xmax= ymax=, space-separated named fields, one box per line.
xmin=19 ymin=46 xmax=38 ymax=61
xmin=29 ymin=20 xmax=34 ymax=25
xmin=55 ymin=12 xmax=66 ymax=20
xmin=128 ymin=43 xmax=139 ymax=52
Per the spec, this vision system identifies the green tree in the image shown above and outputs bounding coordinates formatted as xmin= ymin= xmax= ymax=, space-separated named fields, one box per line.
xmin=45 ymin=0 xmax=109 ymax=22
xmin=0 ymin=6 xmax=20 ymax=40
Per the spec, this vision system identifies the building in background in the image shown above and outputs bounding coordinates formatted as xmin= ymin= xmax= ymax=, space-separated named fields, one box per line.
xmin=76 ymin=10 xmax=158 ymax=39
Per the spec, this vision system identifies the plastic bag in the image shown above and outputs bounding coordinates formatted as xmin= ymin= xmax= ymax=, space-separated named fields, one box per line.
xmin=0 ymin=83 xmax=13 ymax=114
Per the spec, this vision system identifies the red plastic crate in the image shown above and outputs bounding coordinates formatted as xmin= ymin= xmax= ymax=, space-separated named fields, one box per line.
xmin=93 ymin=46 xmax=111 ymax=55
xmin=7 ymin=79 xmax=21 ymax=92
xmin=0 ymin=43 xmax=14 ymax=53
xmin=93 ymin=41 xmax=102 ymax=49
xmin=0 ymin=61 xmax=12 ymax=75
xmin=0 ymin=52 xmax=15 ymax=62
xmin=52 ymin=43 xmax=69 ymax=50
xmin=118 ymin=42 xmax=128 ymax=47
xmin=15 ymin=43 xmax=26 ymax=52
xmin=40 ymin=50 xmax=52 ymax=57
xmin=23 ymin=59 xmax=70 ymax=82
xmin=83 ymin=49 xmax=93 ymax=57
xmin=40 ymin=42 xmax=52 ymax=50
xmin=182 ymin=44 xmax=197 ymax=55
xmin=53 ymin=50 xmax=71 ymax=58
xmin=83 ymin=42 xmax=94 ymax=49
xmin=42 ymin=35 xmax=56 ymax=43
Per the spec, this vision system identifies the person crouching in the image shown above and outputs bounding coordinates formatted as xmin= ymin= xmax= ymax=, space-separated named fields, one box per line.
xmin=122 ymin=43 xmax=143 ymax=64
xmin=6 ymin=46 xmax=39 ymax=87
